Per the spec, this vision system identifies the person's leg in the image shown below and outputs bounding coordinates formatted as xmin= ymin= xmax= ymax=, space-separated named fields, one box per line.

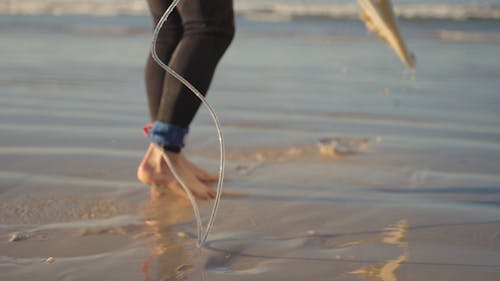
xmin=144 ymin=0 xmax=182 ymax=121
xmin=156 ymin=0 xmax=235 ymax=128
xmin=139 ymin=0 xmax=234 ymax=199
xmin=139 ymin=0 xmax=183 ymax=190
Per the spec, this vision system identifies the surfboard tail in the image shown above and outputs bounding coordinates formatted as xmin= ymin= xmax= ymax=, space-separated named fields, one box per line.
xmin=357 ymin=0 xmax=415 ymax=69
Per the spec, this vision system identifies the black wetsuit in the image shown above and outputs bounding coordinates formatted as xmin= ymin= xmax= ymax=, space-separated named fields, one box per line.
xmin=145 ymin=0 xmax=234 ymax=143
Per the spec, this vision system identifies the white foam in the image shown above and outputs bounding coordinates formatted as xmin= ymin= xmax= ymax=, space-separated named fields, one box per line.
xmin=238 ymin=3 xmax=500 ymax=21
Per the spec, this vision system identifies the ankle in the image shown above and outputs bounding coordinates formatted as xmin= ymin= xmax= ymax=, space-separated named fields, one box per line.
xmin=160 ymin=148 xmax=182 ymax=164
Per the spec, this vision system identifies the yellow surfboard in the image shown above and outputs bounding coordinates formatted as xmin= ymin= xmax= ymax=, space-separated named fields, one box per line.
xmin=357 ymin=0 xmax=415 ymax=69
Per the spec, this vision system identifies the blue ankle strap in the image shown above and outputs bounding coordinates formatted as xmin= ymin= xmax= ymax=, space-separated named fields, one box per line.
xmin=148 ymin=121 xmax=188 ymax=153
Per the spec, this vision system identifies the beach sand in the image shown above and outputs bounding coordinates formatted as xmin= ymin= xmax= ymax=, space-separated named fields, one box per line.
xmin=1 ymin=11 xmax=500 ymax=281
xmin=1 ymin=133 xmax=499 ymax=281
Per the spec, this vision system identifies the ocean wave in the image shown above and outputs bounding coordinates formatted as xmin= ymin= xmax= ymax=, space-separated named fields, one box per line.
xmin=236 ymin=3 xmax=500 ymax=21
xmin=0 ymin=1 xmax=500 ymax=21
xmin=0 ymin=0 xmax=146 ymax=16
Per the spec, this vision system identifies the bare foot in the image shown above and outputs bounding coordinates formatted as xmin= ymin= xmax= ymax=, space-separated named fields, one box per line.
xmin=178 ymin=152 xmax=219 ymax=183
xmin=163 ymin=152 xmax=217 ymax=200
xmin=137 ymin=144 xmax=216 ymax=200
xmin=137 ymin=144 xmax=169 ymax=185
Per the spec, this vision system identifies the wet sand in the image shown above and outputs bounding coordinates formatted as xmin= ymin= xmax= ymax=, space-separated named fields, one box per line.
xmin=1 ymin=133 xmax=499 ymax=281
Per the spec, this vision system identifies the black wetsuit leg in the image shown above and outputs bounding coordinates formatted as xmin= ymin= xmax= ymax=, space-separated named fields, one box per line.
xmin=145 ymin=0 xmax=235 ymax=126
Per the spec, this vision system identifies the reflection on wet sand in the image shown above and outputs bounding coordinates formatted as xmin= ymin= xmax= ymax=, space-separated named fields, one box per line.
xmin=141 ymin=189 xmax=195 ymax=281
xmin=351 ymin=219 xmax=409 ymax=281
